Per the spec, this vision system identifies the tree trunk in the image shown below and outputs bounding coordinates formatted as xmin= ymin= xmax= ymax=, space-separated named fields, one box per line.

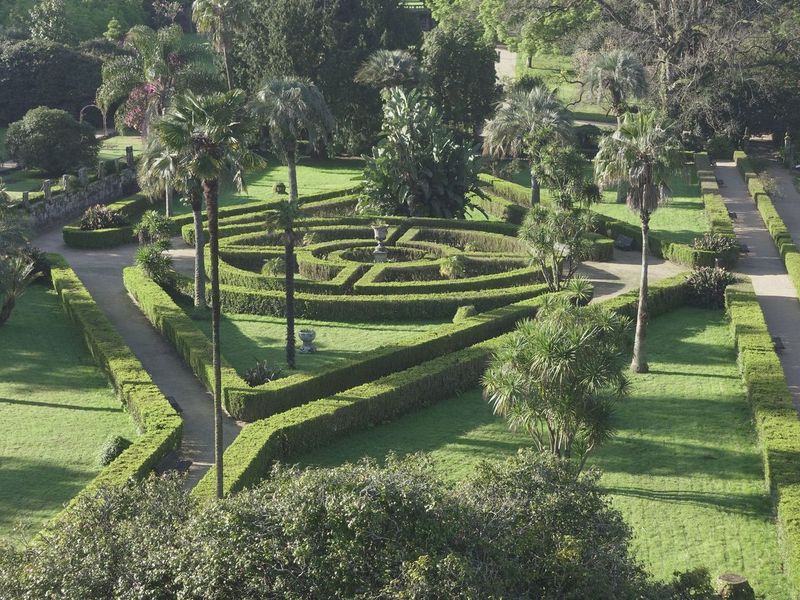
xmin=631 ymin=214 xmax=650 ymax=373
xmin=222 ymin=41 xmax=233 ymax=91
xmin=192 ymin=200 xmax=206 ymax=309
xmin=285 ymin=236 xmax=296 ymax=369
xmin=165 ymin=186 xmax=173 ymax=217
xmin=286 ymin=153 xmax=298 ymax=369
xmin=203 ymin=178 xmax=224 ymax=499
xmin=0 ymin=297 xmax=14 ymax=325
xmin=530 ymin=163 xmax=540 ymax=205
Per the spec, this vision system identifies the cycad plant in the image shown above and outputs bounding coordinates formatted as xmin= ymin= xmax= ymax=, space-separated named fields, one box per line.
xmin=483 ymin=86 xmax=573 ymax=205
xmin=0 ymin=256 xmax=35 ymax=325
xmin=354 ymin=49 xmax=422 ymax=91
xmin=192 ymin=0 xmax=247 ymax=90
xmin=594 ymin=111 xmax=680 ymax=373
xmin=98 ymin=25 xmax=220 ymax=133
xmin=155 ymin=90 xmax=262 ymax=497
xmin=585 ymin=50 xmax=647 ymax=128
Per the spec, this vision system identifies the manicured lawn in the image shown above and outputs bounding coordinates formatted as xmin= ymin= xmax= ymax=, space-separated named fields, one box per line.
xmin=197 ymin=312 xmax=445 ymax=376
xmin=516 ymin=53 xmax=614 ymax=123
xmin=2 ymin=169 xmax=44 ymax=199
xmin=591 ymin=174 xmax=706 ymax=245
xmin=0 ymin=285 xmax=138 ymax=541
xmin=297 ymin=308 xmax=790 ymax=597
xmin=170 ymin=156 xmax=364 ymax=215
xmin=98 ymin=135 xmax=143 ymax=161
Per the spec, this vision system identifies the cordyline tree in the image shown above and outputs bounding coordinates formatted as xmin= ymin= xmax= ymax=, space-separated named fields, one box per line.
xmin=250 ymin=78 xmax=334 ymax=369
xmin=483 ymin=85 xmax=573 ymax=205
xmin=594 ymin=111 xmax=680 ymax=373
xmin=192 ymin=0 xmax=247 ymax=90
xmin=155 ymin=90 xmax=263 ymax=497
xmin=137 ymin=135 xmax=207 ymax=310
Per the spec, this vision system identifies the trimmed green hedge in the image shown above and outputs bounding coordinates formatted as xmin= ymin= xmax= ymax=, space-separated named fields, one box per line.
xmin=694 ymin=152 xmax=736 ymax=238
xmin=478 ymin=173 xmax=532 ymax=206
xmin=735 ymin=150 xmax=800 ymax=297
xmin=725 ymin=282 xmax=800 ymax=596
xmin=47 ymin=255 xmax=182 ymax=521
xmin=62 ymin=193 xmax=150 ymax=249
xmin=193 ymin=272 xmax=690 ymax=499
xmin=125 ymin=265 xmax=553 ymax=421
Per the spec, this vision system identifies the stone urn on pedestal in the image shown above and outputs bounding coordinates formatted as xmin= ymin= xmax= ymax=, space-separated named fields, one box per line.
xmin=298 ymin=329 xmax=316 ymax=354
xmin=372 ymin=222 xmax=389 ymax=263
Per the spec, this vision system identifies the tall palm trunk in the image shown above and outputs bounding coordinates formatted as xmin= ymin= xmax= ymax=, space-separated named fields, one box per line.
xmin=221 ymin=42 xmax=233 ymax=91
xmin=165 ymin=185 xmax=174 ymax=217
xmin=631 ymin=213 xmax=650 ymax=373
xmin=530 ymin=162 xmax=540 ymax=205
xmin=191 ymin=197 xmax=206 ymax=309
xmin=286 ymin=150 xmax=298 ymax=369
xmin=203 ymin=177 xmax=224 ymax=498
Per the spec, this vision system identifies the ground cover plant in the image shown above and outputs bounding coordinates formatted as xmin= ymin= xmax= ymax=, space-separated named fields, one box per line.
xmin=297 ymin=307 xmax=790 ymax=598
xmin=0 ymin=285 xmax=138 ymax=540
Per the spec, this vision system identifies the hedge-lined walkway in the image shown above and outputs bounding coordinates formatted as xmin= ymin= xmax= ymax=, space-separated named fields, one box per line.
xmin=715 ymin=161 xmax=800 ymax=410
xmin=33 ymin=228 xmax=243 ymax=488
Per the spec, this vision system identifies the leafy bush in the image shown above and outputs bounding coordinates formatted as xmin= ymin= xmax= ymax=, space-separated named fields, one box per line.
xmin=261 ymin=257 xmax=286 ymax=277
xmin=691 ymin=233 xmax=739 ymax=253
xmin=439 ymin=255 xmax=467 ymax=280
xmin=0 ymin=39 xmax=102 ymax=124
xmin=135 ymin=245 xmax=173 ymax=284
xmin=243 ymin=359 xmax=284 ymax=387
xmin=6 ymin=107 xmax=99 ymax=175
xmin=79 ymin=205 xmax=127 ymax=231
xmin=97 ymin=435 xmax=131 ymax=466
xmin=452 ymin=304 xmax=477 ymax=323
xmin=686 ymin=267 xmax=737 ymax=308
xmin=133 ymin=210 xmax=172 ymax=245
xmin=0 ymin=453 xmax=717 ymax=599
xmin=706 ymin=135 xmax=735 ymax=160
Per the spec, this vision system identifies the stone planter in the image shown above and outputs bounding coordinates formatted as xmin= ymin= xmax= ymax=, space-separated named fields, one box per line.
xmin=299 ymin=329 xmax=316 ymax=353
xmin=372 ymin=224 xmax=389 ymax=263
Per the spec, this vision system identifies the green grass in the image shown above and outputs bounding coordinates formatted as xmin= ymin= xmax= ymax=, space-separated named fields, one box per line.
xmin=297 ymin=308 xmax=790 ymax=597
xmin=2 ymin=169 xmax=44 ymax=199
xmin=0 ymin=285 xmax=138 ymax=541
xmin=591 ymin=174 xmax=706 ymax=245
xmin=196 ymin=312 xmax=445 ymax=376
xmin=170 ymin=156 xmax=364 ymax=215
xmin=98 ymin=135 xmax=143 ymax=161
xmin=516 ymin=53 xmax=614 ymax=123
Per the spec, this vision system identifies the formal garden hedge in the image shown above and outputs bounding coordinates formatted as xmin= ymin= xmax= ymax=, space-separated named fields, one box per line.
xmin=124 ymin=265 xmax=552 ymax=421
xmin=192 ymin=273 xmax=691 ymax=499
xmin=725 ymin=282 xmax=800 ymax=595
xmin=47 ymin=255 xmax=182 ymax=521
xmin=62 ymin=193 xmax=151 ymax=248
xmin=734 ymin=150 xmax=800 ymax=297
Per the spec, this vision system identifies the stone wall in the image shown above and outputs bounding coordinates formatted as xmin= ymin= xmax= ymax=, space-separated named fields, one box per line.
xmin=18 ymin=168 xmax=138 ymax=229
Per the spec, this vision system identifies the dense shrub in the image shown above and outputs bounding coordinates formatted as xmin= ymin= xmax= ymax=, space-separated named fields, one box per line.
xmin=706 ymin=135 xmax=735 ymax=160
xmin=133 ymin=210 xmax=172 ymax=245
xmin=0 ymin=453 xmax=717 ymax=599
xmin=79 ymin=205 xmax=127 ymax=231
xmin=439 ymin=254 xmax=467 ymax=279
xmin=0 ymin=40 xmax=101 ymax=125
xmin=6 ymin=107 xmax=99 ymax=175
xmin=97 ymin=435 xmax=131 ymax=466
xmin=135 ymin=246 xmax=173 ymax=285
xmin=691 ymin=233 xmax=738 ymax=253
xmin=686 ymin=267 xmax=737 ymax=308
xmin=243 ymin=359 xmax=284 ymax=388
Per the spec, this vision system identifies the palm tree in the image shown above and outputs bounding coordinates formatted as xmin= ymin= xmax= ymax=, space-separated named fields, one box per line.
xmin=585 ymin=50 xmax=647 ymax=128
xmin=251 ymin=78 xmax=334 ymax=368
xmin=354 ymin=49 xmax=422 ymax=91
xmin=192 ymin=0 xmax=247 ymax=90
xmin=594 ymin=111 xmax=680 ymax=373
xmin=267 ymin=200 xmax=303 ymax=369
xmin=155 ymin=90 xmax=262 ymax=498
xmin=483 ymin=86 xmax=573 ymax=205
xmin=98 ymin=25 xmax=220 ymax=134
xmin=138 ymin=136 xmax=207 ymax=310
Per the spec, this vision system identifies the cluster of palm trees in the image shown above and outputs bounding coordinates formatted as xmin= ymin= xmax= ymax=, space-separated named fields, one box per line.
xmin=482 ymin=49 xmax=679 ymax=374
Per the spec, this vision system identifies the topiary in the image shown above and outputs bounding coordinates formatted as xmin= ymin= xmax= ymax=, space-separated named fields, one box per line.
xmin=79 ymin=204 xmax=127 ymax=230
xmin=97 ymin=435 xmax=131 ymax=466
xmin=6 ymin=107 xmax=100 ymax=176
xmin=452 ymin=305 xmax=477 ymax=323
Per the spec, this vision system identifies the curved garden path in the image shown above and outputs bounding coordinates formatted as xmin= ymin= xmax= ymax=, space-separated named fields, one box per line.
xmin=33 ymin=228 xmax=243 ymax=489
xmin=714 ymin=159 xmax=800 ymax=410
